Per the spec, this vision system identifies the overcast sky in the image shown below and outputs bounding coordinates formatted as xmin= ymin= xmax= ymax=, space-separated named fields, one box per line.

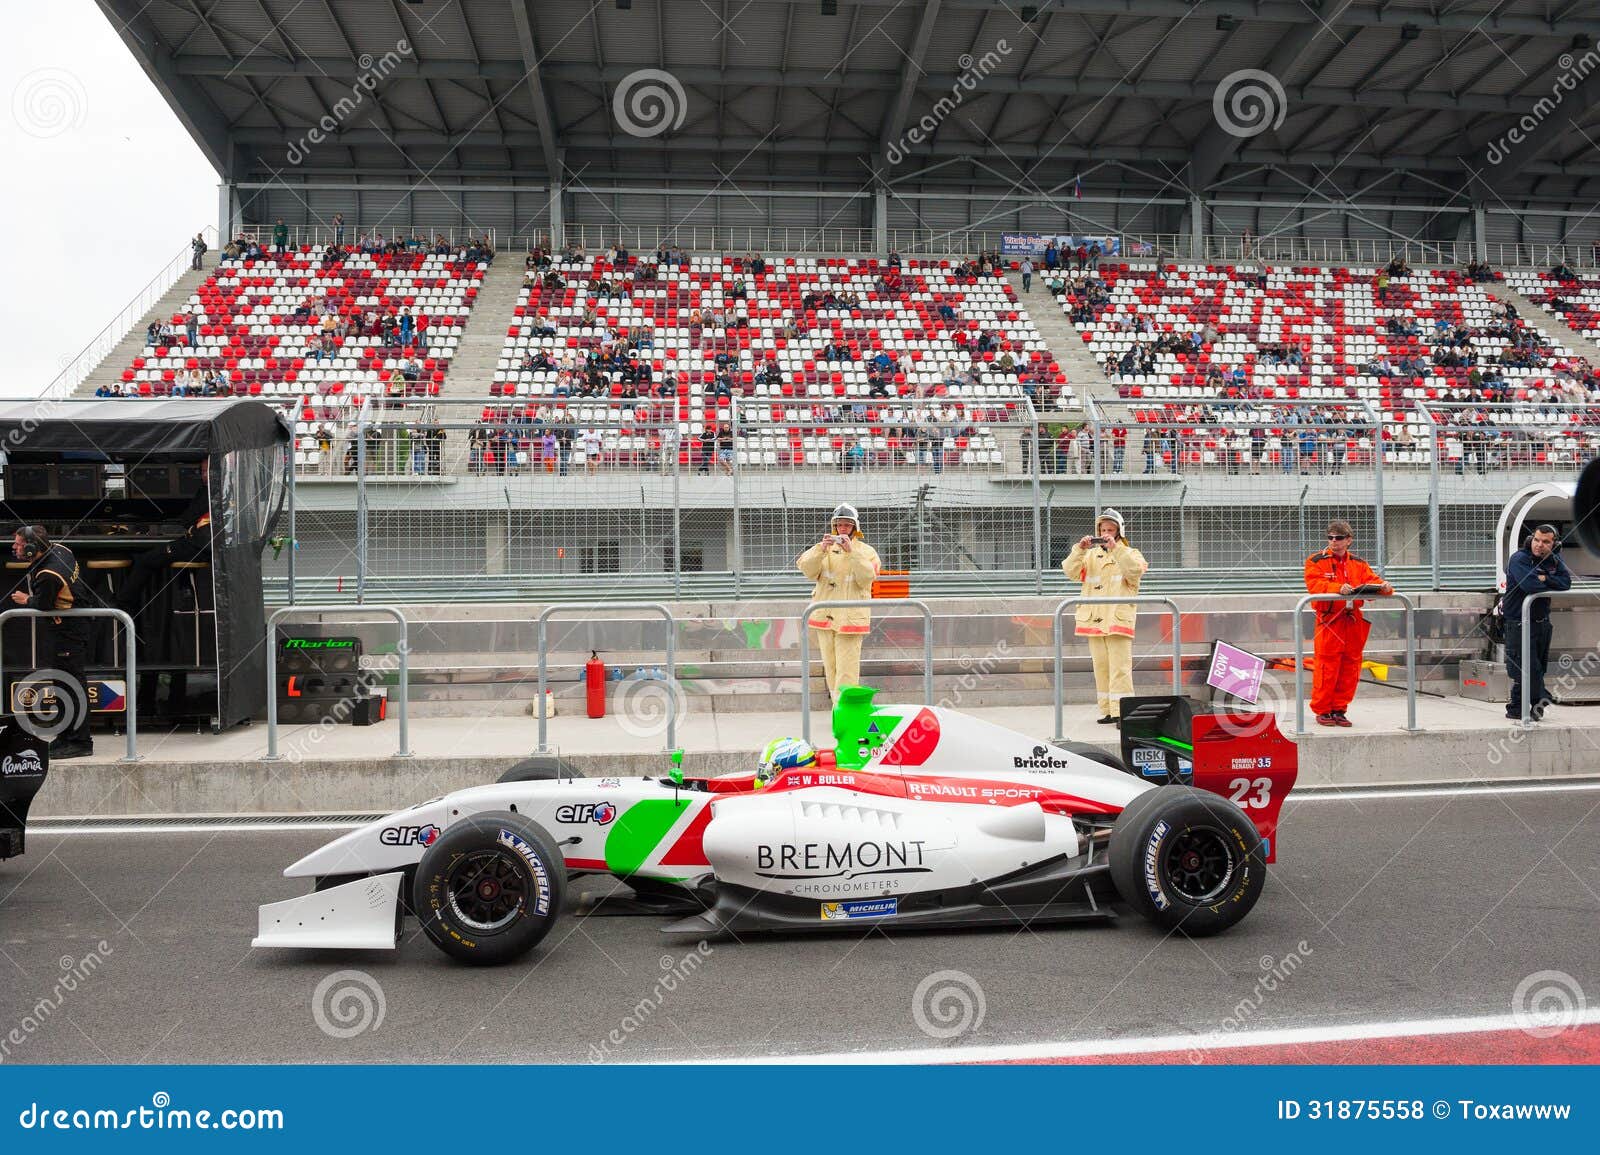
xmin=1 ymin=0 xmax=215 ymax=398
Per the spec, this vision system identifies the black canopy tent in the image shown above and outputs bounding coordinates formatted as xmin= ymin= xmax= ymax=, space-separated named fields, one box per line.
xmin=0 ymin=399 xmax=290 ymax=729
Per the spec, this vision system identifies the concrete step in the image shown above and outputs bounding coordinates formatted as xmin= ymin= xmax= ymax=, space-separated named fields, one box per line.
xmin=1484 ymin=279 xmax=1600 ymax=363
xmin=76 ymin=267 xmax=214 ymax=395
xmin=1005 ymin=271 xmax=1107 ymax=410
xmin=441 ymin=257 xmax=524 ymax=398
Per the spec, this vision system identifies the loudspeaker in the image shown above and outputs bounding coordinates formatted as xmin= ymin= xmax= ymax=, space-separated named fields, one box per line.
xmin=1574 ymin=456 xmax=1600 ymax=555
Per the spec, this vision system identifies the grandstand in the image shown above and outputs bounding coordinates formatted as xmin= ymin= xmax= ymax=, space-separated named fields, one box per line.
xmin=37 ymin=0 xmax=1600 ymax=597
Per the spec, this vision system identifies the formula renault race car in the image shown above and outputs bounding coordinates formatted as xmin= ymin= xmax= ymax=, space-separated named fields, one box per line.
xmin=254 ymin=688 xmax=1298 ymax=965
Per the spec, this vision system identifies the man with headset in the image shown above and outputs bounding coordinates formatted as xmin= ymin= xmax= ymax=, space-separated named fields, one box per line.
xmin=8 ymin=526 xmax=95 ymax=758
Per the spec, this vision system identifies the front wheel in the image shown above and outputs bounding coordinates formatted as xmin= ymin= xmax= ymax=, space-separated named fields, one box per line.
xmin=1107 ymin=785 xmax=1265 ymax=936
xmin=413 ymin=812 xmax=566 ymax=965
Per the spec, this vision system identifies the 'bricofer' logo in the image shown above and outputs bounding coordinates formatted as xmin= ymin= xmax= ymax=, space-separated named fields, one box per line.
xmin=1013 ymin=744 xmax=1075 ymax=769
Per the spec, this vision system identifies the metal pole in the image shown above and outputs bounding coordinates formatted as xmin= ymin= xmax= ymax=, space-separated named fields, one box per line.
xmin=731 ymin=397 xmax=743 ymax=597
xmin=0 ymin=608 xmax=139 ymax=762
xmin=797 ymin=599 xmax=934 ymax=744
xmin=355 ymin=405 xmax=368 ymax=604
xmin=287 ymin=445 xmax=298 ymax=605
xmin=1363 ymin=398 xmax=1386 ymax=570
xmin=1087 ymin=397 xmax=1104 ymax=519
xmin=1298 ymin=483 xmax=1308 ymax=556
xmin=1030 ymin=400 xmax=1042 ymax=594
xmin=1423 ymin=403 xmax=1441 ymax=590
xmin=672 ymin=450 xmax=682 ymax=599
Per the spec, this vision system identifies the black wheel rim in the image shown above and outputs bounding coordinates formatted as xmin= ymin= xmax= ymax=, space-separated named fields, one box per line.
xmin=1163 ymin=825 xmax=1236 ymax=904
xmin=445 ymin=850 xmax=529 ymax=934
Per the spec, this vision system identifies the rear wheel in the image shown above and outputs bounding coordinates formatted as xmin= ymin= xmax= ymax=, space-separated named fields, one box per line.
xmin=413 ymin=812 xmax=566 ymax=965
xmin=498 ymin=753 xmax=583 ymax=783
xmin=1108 ymin=785 xmax=1265 ymax=936
xmin=1057 ymin=741 xmax=1125 ymax=773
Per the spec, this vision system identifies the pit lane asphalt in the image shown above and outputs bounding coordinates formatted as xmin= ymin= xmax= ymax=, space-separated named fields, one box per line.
xmin=3 ymin=783 xmax=1599 ymax=1063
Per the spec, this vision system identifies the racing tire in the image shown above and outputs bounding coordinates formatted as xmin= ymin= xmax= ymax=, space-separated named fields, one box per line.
xmin=498 ymin=753 xmax=584 ymax=783
xmin=1057 ymin=741 xmax=1125 ymax=773
xmin=413 ymin=811 xmax=566 ymax=965
xmin=1107 ymin=785 xmax=1266 ymax=936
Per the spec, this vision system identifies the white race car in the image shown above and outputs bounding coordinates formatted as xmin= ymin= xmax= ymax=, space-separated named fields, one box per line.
xmin=254 ymin=688 xmax=1298 ymax=965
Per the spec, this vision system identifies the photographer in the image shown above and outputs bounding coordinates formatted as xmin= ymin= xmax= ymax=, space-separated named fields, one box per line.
xmin=797 ymin=504 xmax=881 ymax=701
xmin=1303 ymin=520 xmax=1393 ymax=727
xmin=1060 ymin=510 xmax=1148 ymax=725
xmin=8 ymin=527 xmax=95 ymax=759
xmin=1502 ymin=524 xmax=1572 ymax=722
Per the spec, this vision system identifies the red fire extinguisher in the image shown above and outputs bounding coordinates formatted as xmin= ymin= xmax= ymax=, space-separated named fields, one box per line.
xmin=586 ymin=651 xmax=607 ymax=718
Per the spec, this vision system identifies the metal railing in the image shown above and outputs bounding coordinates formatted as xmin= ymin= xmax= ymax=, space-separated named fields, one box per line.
xmin=1515 ymin=591 xmax=1599 ymax=723
xmin=798 ymin=599 xmax=934 ymax=744
xmin=1292 ymin=593 xmax=1419 ymax=735
xmin=1051 ymin=596 xmax=1183 ymax=743
xmin=535 ymin=603 xmax=677 ymax=752
xmin=40 ymin=229 xmax=218 ymax=400
xmin=0 ymin=608 xmax=139 ymax=763
xmin=263 ymin=605 xmax=410 ymax=760
xmin=234 ymin=224 xmax=497 ymax=251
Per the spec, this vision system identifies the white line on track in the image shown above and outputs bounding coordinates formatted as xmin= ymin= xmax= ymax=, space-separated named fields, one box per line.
xmin=29 ymin=777 xmax=1600 ymax=834
xmin=734 ymin=1007 xmax=1600 ymax=1065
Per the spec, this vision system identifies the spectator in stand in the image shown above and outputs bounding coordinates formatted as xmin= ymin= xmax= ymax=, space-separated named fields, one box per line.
xmin=273 ymin=218 xmax=289 ymax=254
xmin=1075 ymin=243 xmax=1088 ymax=272
xmin=1088 ymin=241 xmax=1102 ymax=270
xmin=1043 ymin=240 xmax=1059 ymax=273
xmin=1303 ymin=519 xmax=1393 ymax=727
xmin=191 ymin=232 xmax=208 ymax=271
xmin=1020 ymin=256 xmax=1034 ymax=293
xmin=332 ymin=213 xmax=345 ymax=247
xmin=185 ymin=311 xmax=198 ymax=347
xmin=1502 ymin=523 xmax=1572 ymax=722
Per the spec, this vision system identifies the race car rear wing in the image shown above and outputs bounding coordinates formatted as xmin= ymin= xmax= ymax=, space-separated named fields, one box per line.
xmin=1119 ymin=695 xmax=1298 ymax=863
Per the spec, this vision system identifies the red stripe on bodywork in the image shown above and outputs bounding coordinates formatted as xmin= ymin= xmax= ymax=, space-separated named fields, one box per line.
xmin=878 ymin=708 xmax=940 ymax=766
xmin=657 ymin=805 xmax=714 ymax=866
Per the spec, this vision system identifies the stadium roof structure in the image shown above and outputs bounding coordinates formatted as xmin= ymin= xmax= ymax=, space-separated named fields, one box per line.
xmin=97 ymin=0 xmax=1600 ymax=224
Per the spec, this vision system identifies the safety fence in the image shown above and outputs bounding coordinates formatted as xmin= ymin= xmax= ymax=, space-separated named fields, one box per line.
xmin=1292 ymin=594 xmax=1419 ymax=735
xmin=0 ymin=607 xmax=140 ymax=762
xmin=245 ymin=392 xmax=1585 ymax=600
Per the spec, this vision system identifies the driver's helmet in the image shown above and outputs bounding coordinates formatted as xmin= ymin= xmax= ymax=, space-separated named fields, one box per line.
xmin=755 ymin=737 xmax=816 ymax=787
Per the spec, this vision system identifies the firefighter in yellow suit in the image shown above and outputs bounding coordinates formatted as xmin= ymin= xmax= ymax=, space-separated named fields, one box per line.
xmin=797 ymin=503 xmax=881 ymax=699
xmin=1060 ymin=508 xmax=1148 ymax=726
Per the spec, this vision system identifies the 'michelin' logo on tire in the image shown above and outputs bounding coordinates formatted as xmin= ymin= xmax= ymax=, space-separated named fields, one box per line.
xmin=1143 ymin=819 xmax=1171 ymax=911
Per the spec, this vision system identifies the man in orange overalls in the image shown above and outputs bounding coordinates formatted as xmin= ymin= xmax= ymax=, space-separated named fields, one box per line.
xmin=1303 ymin=519 xmax=1392 ymax=727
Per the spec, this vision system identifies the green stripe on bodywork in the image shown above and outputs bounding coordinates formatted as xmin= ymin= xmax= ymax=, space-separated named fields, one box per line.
xmin=1153 ymin=735 xmax=1194 ymax=752
xmin=604 ymin=799 xmax=691 ymax=875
